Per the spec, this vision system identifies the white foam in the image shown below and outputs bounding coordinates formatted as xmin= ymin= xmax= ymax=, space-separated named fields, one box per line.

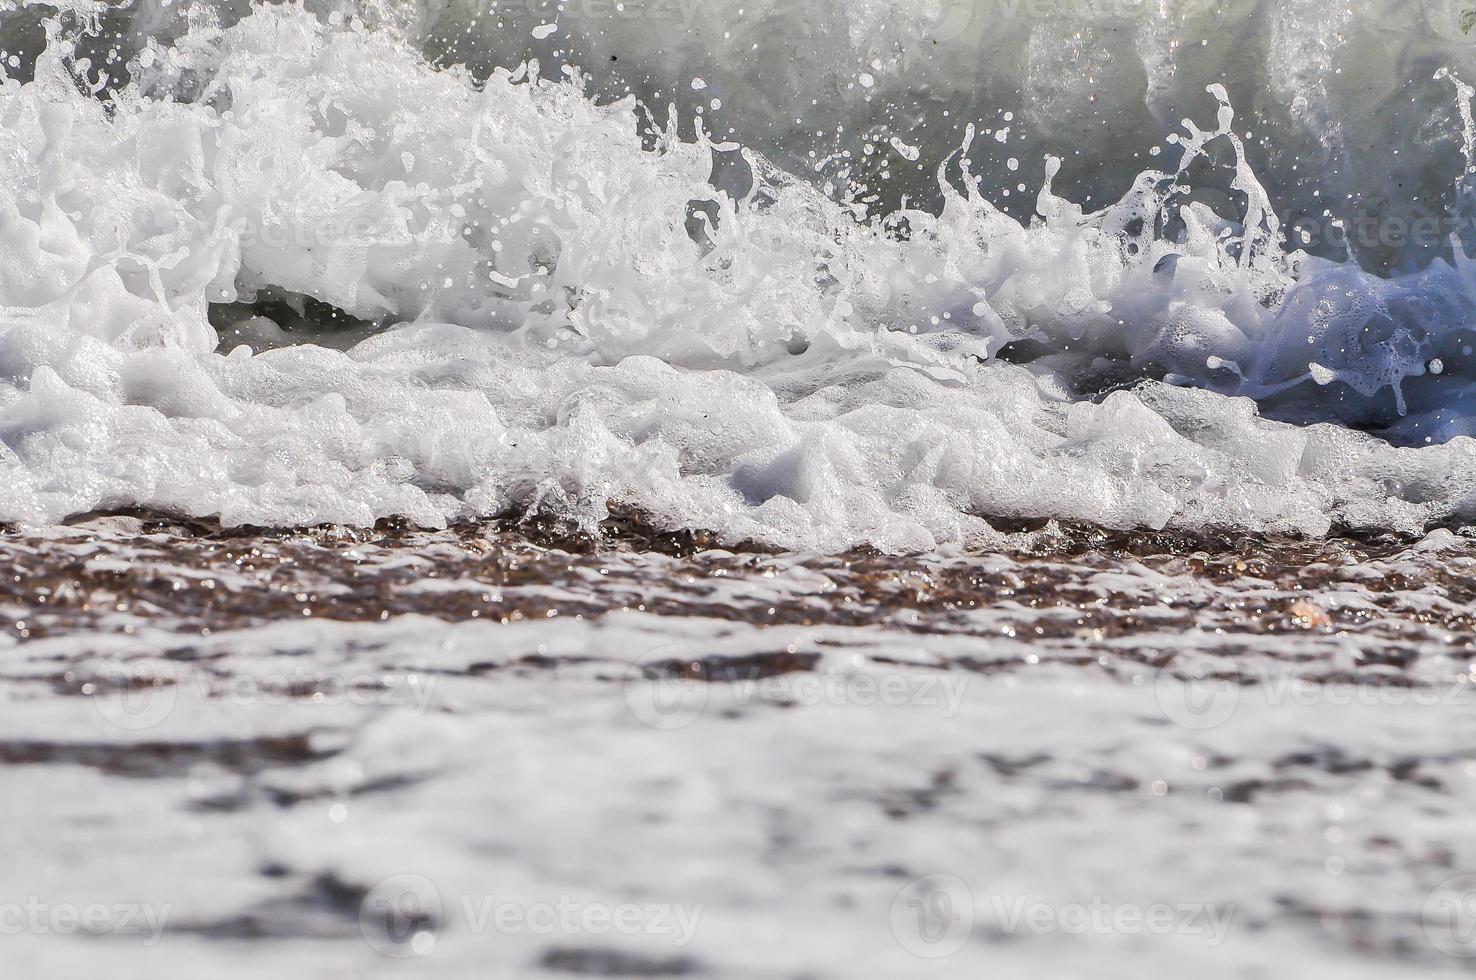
xmin=1 ymin=4 xmax=1476 ymax=549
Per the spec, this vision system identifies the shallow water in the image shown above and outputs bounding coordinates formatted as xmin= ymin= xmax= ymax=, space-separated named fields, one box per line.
xmin=2 ymin=517 xmax=1476 ymax=975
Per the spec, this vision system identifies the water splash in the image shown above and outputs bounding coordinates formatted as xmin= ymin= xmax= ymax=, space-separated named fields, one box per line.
xmin=1 ymin=2 xmax=1475 ymax=549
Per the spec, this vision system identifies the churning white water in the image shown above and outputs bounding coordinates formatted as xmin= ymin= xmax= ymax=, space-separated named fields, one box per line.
xmin=3 ymin=0 xmax=1476 ymax=548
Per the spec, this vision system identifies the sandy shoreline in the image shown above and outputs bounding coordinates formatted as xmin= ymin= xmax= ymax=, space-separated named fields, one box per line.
xmin=3 ymin=517 xmax=1475 ymax=975
xmin=5 ymin=512 xmax=1473 ymax=646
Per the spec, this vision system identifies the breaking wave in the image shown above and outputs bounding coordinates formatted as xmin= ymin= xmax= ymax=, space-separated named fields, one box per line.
xmin=1 ymin=0 xmax=1476 ymax=549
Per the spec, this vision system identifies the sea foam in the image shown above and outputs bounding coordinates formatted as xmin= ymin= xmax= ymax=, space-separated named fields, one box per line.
xmin=1 ymin=2 xmax=1475 ymax=549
